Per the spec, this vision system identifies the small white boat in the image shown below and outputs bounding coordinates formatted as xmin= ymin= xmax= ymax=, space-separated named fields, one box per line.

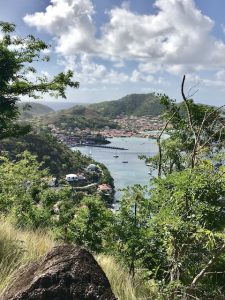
xmin=113 ymin=154 xmax=119 ymax=158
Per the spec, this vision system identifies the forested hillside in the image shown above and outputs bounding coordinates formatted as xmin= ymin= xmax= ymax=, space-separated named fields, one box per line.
xmin=0 ymin=133 xmax=112 ymax=184
xmin=40 ymin=93 xmax=164 ymax=130
xmin=18 ymin=102 xmax=54 ymax=119
xmin=90 ymin=93 xmax=164 ymax=117
xmin=44 ymin=105 xmax=118 ymax=129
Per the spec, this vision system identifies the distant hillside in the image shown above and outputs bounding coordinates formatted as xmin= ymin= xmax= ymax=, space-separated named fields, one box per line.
xmin=0 ymin=133 xmax=112 ymax=184
xmin=36 ymin=101 xmax=90 ymax=111
xmin=40 ymin=93 xmax=165 ymax=130
xmin=89 ymin=93 xmax=164 ymax=117
xmin=44 ymin=105 xmax=118 ymax=130
xmin=18 ymin=102 xmax=54 ymax=119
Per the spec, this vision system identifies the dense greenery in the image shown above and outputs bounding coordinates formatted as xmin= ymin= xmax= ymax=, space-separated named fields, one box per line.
xmin=1 ymin=20 xmax=225 ymax=300
xmin=89 ymin=93 xmax=164 ymax=117
xmin=0 ymin=133 xmax=94 ymax=177
xmin=0 ymin=21 xmax=78 ymax=140
xmin=0 ymin=151 xmax=114 ymax=241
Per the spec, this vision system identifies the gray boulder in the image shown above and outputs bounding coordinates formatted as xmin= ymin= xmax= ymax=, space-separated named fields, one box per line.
xmin=1 ymin=244 xmax=116 ymax=300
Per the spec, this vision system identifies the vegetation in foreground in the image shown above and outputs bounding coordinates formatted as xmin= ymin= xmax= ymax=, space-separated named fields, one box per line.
xmin=0 ymin=219 xmax=151 ymax=300
xmin=1 ymin=21 xmax=225 ymax=299
xmin=0 ymin=218 xmax=55 ymax=292
xmin=0 ymin=132 xmax=113 ymax=182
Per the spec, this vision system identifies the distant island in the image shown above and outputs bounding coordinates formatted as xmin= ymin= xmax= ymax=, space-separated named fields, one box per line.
xmin=23 ymin=93 xmax=166 ymax=146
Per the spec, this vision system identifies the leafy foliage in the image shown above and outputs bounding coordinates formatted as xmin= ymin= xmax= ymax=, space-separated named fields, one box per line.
xmin=0 ymin=21 xmax=79 ymax=139
xmin=0 ymin=133 xmax=94 ymax=178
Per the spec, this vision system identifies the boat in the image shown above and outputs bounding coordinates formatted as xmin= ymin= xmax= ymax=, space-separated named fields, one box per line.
xmin=113 ymin=154 xmax=119 ymax=158
xmin=122 ymin=153 xmax=128 ymax=163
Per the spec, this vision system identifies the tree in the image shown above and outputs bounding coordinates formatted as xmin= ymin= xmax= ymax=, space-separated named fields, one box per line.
xmin=117 ymin=76 xmax=225 ymax=298
xmin=110 ymin=185 xmax=153 ymax=277
xmin=0 ymin=21 xmax=79 ymax=139
xmin=0 ymin=151 xmax=52 ymax=228
xmin=67 ymin=196 xmax=113 ymax=252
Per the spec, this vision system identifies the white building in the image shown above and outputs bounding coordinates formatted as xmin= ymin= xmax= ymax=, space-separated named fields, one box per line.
xmin=65 ymin=174 xmax=78 ymax=182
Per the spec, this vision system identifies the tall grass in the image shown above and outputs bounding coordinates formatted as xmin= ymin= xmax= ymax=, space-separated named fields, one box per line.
xmin=0 ymin=219 xmax=156 ymax=299
xmin=0 ymin=218 xmax=55 ymax=292
xmin=96 ymin=255 xmax=158 ymax=300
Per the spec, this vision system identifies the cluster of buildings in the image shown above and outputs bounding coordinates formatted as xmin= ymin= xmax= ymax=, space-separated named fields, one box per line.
xmin=46 ymin=114 xmax=165 ymax=145
xmin=49 ymin=163 xmax=113 ymax=199
xmin=65 ymin=164 xmax=113 ymax=196
xmin=114 ymin=115 xmax=165 ymax=132
xmin=47 ymin=124 xmax=108 ymax=146
xmin=91 ymin=115 xmax=166 ymax=138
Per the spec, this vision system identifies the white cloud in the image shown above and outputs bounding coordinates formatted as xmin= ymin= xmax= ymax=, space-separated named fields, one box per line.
xmin=59 ymin=54 xmax=129 ymax=84
xmin=185 ymin=72 xmax=225 ymax=92
xmin=24 ymin=0 xmax=97 ymax=55
xmin=24 ymin=0 xmax=225 ymax=84
xmin=131 ymin=70 xmax=164 ymax=84
xmin=100 ymin=0 xmax=225 ymax=71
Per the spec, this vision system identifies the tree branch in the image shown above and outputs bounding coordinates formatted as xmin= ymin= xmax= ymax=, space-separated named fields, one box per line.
xmin=191 ymin=243 xmax=225 ymax=287
xmin=157 ymin=112 xmax=176 ymax=177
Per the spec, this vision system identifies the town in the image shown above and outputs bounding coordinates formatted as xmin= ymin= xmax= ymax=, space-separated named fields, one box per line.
xmin=45 ymin=115 xmax=166 ymax=146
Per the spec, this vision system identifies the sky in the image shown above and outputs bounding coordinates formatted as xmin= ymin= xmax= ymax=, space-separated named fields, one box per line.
xmin=1 ymin=0 xmax=225 ymax=105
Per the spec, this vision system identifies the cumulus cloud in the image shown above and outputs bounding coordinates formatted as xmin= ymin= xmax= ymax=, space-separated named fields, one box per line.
xmin=24 ymin=0 xmax=97 ymax=55
xmin=59 ymin=54 xmax=129 ymax=84
xmin=24 ymin=0 xmax=225 ymax=84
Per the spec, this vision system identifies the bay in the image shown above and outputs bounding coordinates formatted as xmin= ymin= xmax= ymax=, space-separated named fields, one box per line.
xmin=72 ymin=137 xmax=158 ymax=200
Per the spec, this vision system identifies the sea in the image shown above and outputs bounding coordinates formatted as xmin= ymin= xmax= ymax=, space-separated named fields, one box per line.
xmin=71 ymin=137 xmax=158 ymax=200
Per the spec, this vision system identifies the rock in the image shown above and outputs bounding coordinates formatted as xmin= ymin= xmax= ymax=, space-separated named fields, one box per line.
xmin=1 ymin=244 xmax=116 ymax=300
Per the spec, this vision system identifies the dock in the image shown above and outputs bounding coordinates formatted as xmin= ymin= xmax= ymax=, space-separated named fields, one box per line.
xmin=70 ymin=144 xmax=128 ymax=150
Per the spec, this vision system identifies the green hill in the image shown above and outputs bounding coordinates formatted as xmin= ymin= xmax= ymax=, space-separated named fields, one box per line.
xmin=44 ymin=105 xmax=118 ymax=130
xmin=89 ymin=93 xmax=164 ymax=117
xmin=0 ymin=133 xmax=112 ymax=186
xmin=41 ymin=93 xmax=164 ymax=130
xmin=18 ymin=102 xmax=54 ymax=119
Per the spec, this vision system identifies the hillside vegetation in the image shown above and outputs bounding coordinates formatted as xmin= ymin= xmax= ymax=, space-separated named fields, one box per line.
xmin=18 ymin=102 xmax=54 ymax=119
xmin=0 ymin=219 xmax=152 ymax=300
xmin=90 ymin=93 xmax=164 ymax=117
xmin=0 ymin=133 xmax=114 ymax=188
xmin=40 ymin=93 xmax=164 ymax=130
xmin=0 ymin=218 xmax=55 ymax=292
xmin=44 ymin=105 xmax=118 ymax=130
xmin=0 ymin=133 xmax=92 ymax=178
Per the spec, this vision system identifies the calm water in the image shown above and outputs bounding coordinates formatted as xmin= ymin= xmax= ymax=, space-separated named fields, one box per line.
xmin=72 ymin=137 xmax=158 ymax=199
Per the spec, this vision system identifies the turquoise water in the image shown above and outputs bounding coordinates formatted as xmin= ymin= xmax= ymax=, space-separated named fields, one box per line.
xmin=72 ymin=137 xmax=158 ymax=199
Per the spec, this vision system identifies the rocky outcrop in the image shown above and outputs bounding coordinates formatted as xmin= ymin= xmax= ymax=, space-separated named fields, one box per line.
xmin=1 ymin=244 xmax=116 ymax=300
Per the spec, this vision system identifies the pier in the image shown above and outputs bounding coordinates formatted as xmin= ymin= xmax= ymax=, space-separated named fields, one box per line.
xmin=70 ymin=144 xmax=128 ymax=150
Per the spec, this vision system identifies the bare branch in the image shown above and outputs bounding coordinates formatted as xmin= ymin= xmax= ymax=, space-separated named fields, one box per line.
xmin=191 ymin=243 xmax=225 ymax=287
xmin=181 ymin=75 xmax=198 ymax=167
xmin=157 ymin=112 xmax=176 ymax=177
xmin=187 ymin=81 xmax=200 ymax=98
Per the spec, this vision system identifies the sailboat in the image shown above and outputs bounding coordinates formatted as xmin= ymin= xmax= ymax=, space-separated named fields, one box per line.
xmin=122 ymin=153 xmax=128 ymax=163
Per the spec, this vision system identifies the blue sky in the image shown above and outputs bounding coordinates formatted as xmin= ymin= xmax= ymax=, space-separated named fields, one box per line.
xmin=1 ymin=0 xmax=225 ymax=105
